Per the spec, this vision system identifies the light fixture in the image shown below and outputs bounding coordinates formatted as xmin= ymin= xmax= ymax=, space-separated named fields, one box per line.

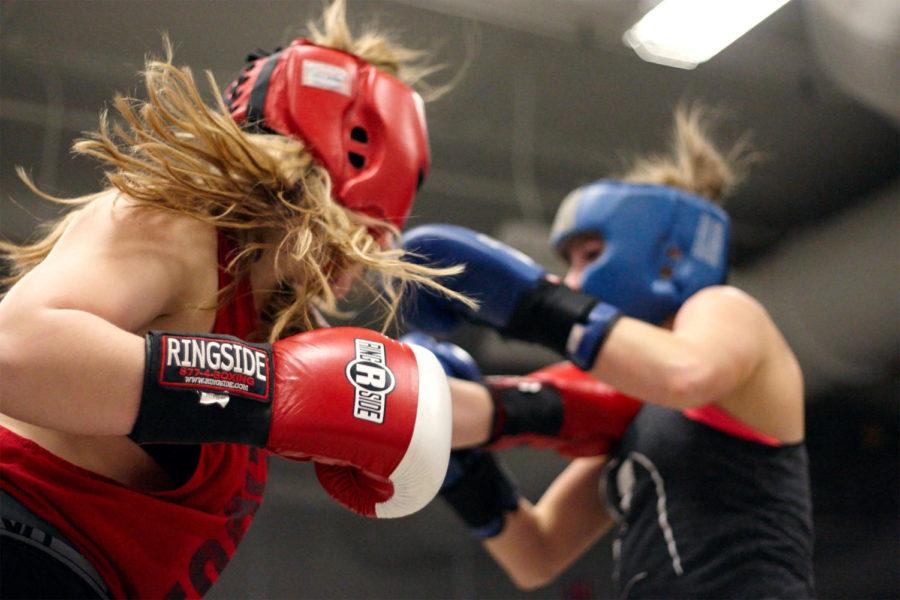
xmin=623 ymin=0 xmax=792 ymax=69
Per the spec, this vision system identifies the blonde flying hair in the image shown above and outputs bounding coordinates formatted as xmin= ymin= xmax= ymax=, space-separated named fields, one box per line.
xmin=620 ymin=104 xmax=751 ymax=203
xmin=1 ymin=0 xmax=470 ymax=341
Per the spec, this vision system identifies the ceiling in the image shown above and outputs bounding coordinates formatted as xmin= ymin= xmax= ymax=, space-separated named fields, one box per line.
xmin=1 ymin=8 xmax=895 ymax=596
xmin=2 ymin=1 xmax=897 ymax=258
xmin=1 ymin=0 xmax=898 ymax=391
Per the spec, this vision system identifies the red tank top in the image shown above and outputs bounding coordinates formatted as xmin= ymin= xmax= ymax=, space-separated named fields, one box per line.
xmin=0 ymin=231 xmax=269 ymax=599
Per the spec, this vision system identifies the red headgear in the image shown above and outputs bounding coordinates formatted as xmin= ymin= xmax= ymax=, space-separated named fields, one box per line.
xmin=225 ymin=39 xmax=430 ymax=229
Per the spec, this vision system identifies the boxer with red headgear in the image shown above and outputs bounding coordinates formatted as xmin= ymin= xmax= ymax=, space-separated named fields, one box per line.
xmin=407 ymin=106 xmax=814 ymax=598
xmin=225 ymin=38 xmax=430 ymax=228
xmin=0 ymin=2 xmax=468 ymax=598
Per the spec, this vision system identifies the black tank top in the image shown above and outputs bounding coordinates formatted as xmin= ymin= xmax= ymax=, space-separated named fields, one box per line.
xmin=602 ymin=404 xmax=815 ymax=599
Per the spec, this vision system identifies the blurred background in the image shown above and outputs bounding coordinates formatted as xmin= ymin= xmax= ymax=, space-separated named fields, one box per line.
xmin=1 ymin=0 xmax=897 ymax=597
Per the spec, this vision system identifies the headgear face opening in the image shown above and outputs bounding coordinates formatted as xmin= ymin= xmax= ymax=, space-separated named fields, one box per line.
xmin=226 ymin=39 xmax=430 ymax=229
xmin=550 ymin=181 xmax=730 ymax=323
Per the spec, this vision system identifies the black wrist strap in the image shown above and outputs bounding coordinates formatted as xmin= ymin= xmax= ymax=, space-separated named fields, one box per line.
xmin=130 ymin=332 xmax=274 ymax=446
xmin=441 ymin=450 xmax=520 ymax=539
xmin=503 ymin=280 xmax=598 ymax=355
xmin=487 ymin=381 xmax=564 ymax=441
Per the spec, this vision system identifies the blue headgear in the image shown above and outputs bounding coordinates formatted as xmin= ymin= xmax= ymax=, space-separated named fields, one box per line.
xmin=549 ymin=181 xmax=730 ymax=323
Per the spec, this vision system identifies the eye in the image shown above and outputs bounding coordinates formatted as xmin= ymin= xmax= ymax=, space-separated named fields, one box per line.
xmin=583 ymin=248 xmax=602 ymax=263
xmin=560 ymin=235 xmax=604 ymax=267
xmin=579 ymin=240 xmax=605 ymax=264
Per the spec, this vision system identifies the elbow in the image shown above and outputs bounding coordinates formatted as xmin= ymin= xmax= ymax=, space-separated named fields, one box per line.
xmin=659 ymin=358 xmax=722 ymax=409
xmin=501 ymin=551 xmax=564 ymax=591
xmin=508 ymin=568 xmax=556 ymax=592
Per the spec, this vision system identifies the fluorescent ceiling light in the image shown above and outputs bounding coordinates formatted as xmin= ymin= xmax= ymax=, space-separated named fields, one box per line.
xmin=624 ymin=0 xmax=792 ymax=69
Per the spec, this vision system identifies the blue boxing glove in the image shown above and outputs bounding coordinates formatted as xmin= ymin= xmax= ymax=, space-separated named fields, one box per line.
xmin=401 ymin=331 xmax=520 ymax=539
xmin=401 ymin=224 xmax=621 ymax=370
xmin=439 ymin=448 xmax=521 ymax=539
xmin=399 ymin=331 xmax=484 ymax=383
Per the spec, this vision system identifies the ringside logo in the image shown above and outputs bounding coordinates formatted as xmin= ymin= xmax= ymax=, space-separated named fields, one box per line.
xmin=159 ymin=334 xmax=271 ymax=401
xmin=345 ymin=339 xmax=396 ymax=424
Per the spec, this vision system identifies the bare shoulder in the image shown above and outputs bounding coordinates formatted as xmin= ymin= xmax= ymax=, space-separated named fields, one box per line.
xmin=2 ymin=191 xmax=219 ymax=332
xmin=682 ymin=285 xmax=765 ymax=312
xmin=688 ymin=288 xmax=805 ymax=441
xmin=79 ymin=192 xmax=216 ymax=265
xmin=51 ymin=192 xmax=219 ymax=294
xmin=677 ymin=285 xmax=772 ymax=331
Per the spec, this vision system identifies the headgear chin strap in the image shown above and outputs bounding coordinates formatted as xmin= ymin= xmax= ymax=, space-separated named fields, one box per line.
xmin=225 ymin=39 xmax=430 ymax=229
xmin=550 ymin=181 xmax=730 ymax=323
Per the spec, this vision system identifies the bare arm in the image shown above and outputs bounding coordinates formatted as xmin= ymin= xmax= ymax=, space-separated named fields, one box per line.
xmin=585 ymin=285 xmax=804 ymax=441
xmin=484 ymin=456 xmax=612 ymax=590
xmin=449 ymin=378 xmax=493 ymax=448
xmin=589 ymin=286 xmax=768 ymax=410
xmin=0 ymin=197 xmax=211 ymax=435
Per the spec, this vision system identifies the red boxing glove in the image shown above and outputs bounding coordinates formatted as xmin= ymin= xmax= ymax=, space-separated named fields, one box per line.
xmin=133 ymin=328 xmax=451 ymax=518
xmin=270 ymin=329 xmax=452 ymax=518
xmin=485 ymin=362 xmax=641 ymax=457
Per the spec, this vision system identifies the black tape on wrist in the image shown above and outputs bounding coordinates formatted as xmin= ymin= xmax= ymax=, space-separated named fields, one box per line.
xmin=130 ymin=332 xmax=274 ymax=446
xmin=441 ymin=450 xmax=520 ymax=539
xmin=488 ymin=382 xmax=564 ymax=441
xmin=503 ymin=280 xmax=598 ymax=355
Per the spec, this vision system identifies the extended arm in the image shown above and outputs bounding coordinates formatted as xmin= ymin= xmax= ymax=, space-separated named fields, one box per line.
xmin=2 ymin=200 xmax=454 ymax=518
xmin=400 ymin=226 xmax=785 ymax=412
xmin=448 ymin=365 xmax=640 ymax=456
xmin=440 ymin=281 xmax=800 ymax=441
xmin=412 ymin=334 xmax=617 ymax=588
xmin=449 ymin=378 xmax=494 ymax=448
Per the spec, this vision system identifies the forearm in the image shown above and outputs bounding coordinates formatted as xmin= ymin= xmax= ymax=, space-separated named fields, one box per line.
xmin=589 ymin=316 xmax=724 ymax=408
xmin=484 ymin=499 xmax=553 ymax=590
xmin=449 ymin=378 xmax=493 ymax=448
xmin=0 ymin=307 xmax=144 ymax=435
xmin=485 ymin=457 xmax=611 ymax=590
xmin=485 ymin=501 xmax=613 ymax=590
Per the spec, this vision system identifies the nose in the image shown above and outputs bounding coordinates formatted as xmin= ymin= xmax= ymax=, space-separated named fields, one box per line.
xmin=563 ymin=266 xmax=583 ymax=291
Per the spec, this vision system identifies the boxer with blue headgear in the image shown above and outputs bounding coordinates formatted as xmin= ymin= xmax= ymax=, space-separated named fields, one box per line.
xmin=399 ymin=184 xmax=730 ymax=369
xmin=404 ymin=106 xmax=813 ymax=599
xmin=400 ymin=154 xmax=731 ymax=370
xmin=400 ymin=181 xmax=731 ymax=358
xmin=549 ymin=180 xmax=730 ymax=324
xmin=403 ymin=105 xmax=815 ymax=598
